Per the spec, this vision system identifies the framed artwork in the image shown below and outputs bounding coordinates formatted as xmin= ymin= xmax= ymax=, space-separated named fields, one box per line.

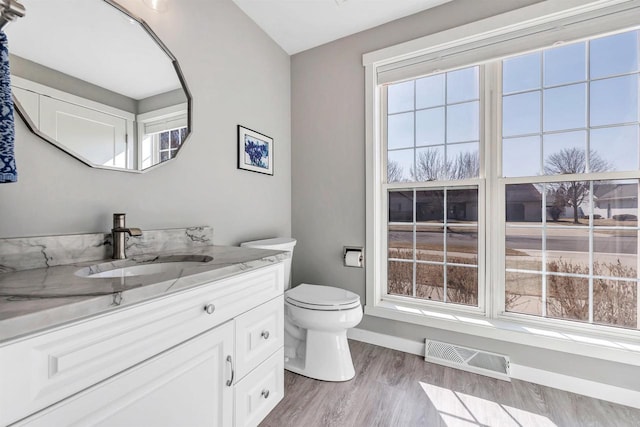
xmin=237 ymin=125 xmax=273 ymax=175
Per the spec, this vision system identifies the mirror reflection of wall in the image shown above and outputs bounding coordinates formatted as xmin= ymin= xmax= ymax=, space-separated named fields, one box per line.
xmin=6 ymin=0 xmax=191 ymax=172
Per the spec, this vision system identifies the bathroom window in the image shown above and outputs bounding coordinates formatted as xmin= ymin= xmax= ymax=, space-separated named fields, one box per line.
xmin=385 ymin=66 xmax=482 ymax=308
xmin=141 ymin=127 xmax=187 ymax=169
xmin=502 ymin=32 xmax=640 ymax=329
xmin=369 ymin=10 xmax=640 ymax=337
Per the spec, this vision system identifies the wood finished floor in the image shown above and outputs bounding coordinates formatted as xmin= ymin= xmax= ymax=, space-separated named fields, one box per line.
xmin=260 ymin=340 xmax=640 ymax=427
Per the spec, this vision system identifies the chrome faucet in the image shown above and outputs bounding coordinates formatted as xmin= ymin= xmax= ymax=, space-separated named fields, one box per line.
xmin=111 ymin=213 xmax=142 ymax=260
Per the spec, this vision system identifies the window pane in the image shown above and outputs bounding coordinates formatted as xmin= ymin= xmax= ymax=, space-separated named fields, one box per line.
xmin=593 ymin=181 xmax=638 ymax=225
xmin=547 ymin=275 xmax=589 ymax=321
xmin=415 ymin=146 xmax=446 ymax=181
xmin=388 ymin=261 xmax=413 ymax=296
xmin=590 ymin=126 xmax=639 ymax=173
xmin=170 ymin=130 xmax=181 ymax=148
xmin=388 ymin=149 xmax=414 ymax=183
xmin=447 ymin=265 xmax=478 ymax=306
xmin=503 ymin=92 xmax=541 ymax=137
xmin=505 ymin=272 xmax=542 ymax=316
xmin=416 ymin=107 xmax=444 ymax=146
xmin=388 ymin=224 xmax=413 ymax=260
xmin=447 ymin=66 xmax=479 ymax=104
xmin=388 ymin=80 xmax=414 ymax=114
xmin=546 ymin=182 xmax=590 ymax=225
xmin=506 ymin=227 xmax=542 ymax=271
xmin=590 ymin=75 xmax=638 ymax=127
xmin=416 ymin=74 xmax=445 ymax=109
xmin=503 ymin=137 xmax=541 ymax=177
xmin=416 ymin=225 xmax=444 ymax=262
xmin=543 ymin=83 xmax=586 ymax=132
xmin=593 ymin=231 xmax=637 ymax=279
xmin=503 ymin=52 xmax=541 ymax=94
xmin=447 ymin=226 xmax=477 ymax=265
xmin=447 ymin=188 xmax=478 ymax=222
xmin=544 ymin=146 xmax=589 ymax=175
xmin=506 ymin=184 xmax=543 ymax=223
xmin=593 ymin=279 xmax=638 ymax=328
xmin=160 ymin=151 xmax=170 ymax=161
xmin=447 ymin=101 xmax=479 ymax=143
xmin=416 ymin=189 xmax=444 ymax=222
xmin=544 ymin=42 xmax=586 ymax=87
xmin=389 ymin=190 xmax=413 ymax=222
xmin=546 ymin=228 xmax=590 ymax=274
xmin=388 ymin=112 xmax=414 ymax=149
xmin=543 ymin=131 xmax=586 ymax=172
xmin=446 ymin=143 xmax=479 ymax=179
xmin=416 ymin=263 xmax=444 ymax=301
xmin=590 ymin=30 xmax=639 ymax=79
xmin=160 ymin=132 xmax=169 ymax=149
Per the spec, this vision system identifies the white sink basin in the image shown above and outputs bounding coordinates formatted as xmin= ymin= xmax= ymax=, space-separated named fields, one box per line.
xmin=75 ymin=256 xmax=213 ymax=279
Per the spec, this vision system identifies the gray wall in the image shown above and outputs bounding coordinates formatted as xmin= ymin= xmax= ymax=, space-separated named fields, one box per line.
xmin=0 ymin=0 xmax=291 ymax=245
xmin=138 ymin=89 xmax=189 ymax=114
xmin=11 ymin=54 xmax=138 ymax=113
xmin=290 ymin=0 xmax=640 ymax=390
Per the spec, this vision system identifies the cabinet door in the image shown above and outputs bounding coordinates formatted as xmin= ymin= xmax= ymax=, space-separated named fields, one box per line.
xmin=17 ymin=323 xmax=234 ymax=427
xmin=39 ymin=96 xmax=129 ymax=168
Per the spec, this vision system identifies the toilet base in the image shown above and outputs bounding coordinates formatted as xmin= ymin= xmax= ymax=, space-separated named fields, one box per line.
xmin=285 ymin=329 xmax=355 ymax=382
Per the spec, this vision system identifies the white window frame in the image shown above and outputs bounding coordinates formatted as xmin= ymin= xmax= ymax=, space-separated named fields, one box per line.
xmin=364 ymin=0 xmax=640 ymax=366
xmin=382 ymin=65 xmax=486 ymax=314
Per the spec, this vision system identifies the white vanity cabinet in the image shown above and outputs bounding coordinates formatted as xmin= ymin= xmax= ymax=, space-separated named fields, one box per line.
xmin=0 ymin=263 xmax=285 ymax=427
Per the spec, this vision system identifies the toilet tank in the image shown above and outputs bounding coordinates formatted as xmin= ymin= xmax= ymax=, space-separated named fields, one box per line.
xmin=240 ymin=237 xmax=296 ymax=289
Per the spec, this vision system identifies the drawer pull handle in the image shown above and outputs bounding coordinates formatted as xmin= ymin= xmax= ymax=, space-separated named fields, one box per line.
xmin=261 ymin=389 xmax=270 ymax=399
xmin=226 ymin=355 xmax=234 ymax=387
xmin=261 ymin=330 xmax=270 ymax=340
xmin=204 ymin=304 xmax=216 ymax=314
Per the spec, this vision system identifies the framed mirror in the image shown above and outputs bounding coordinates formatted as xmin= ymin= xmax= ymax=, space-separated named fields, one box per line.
xmin=6 ymin=0 xmax=191 ymax=172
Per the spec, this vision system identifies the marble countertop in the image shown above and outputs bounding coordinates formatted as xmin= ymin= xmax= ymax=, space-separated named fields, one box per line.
xmin=0 ymin=245 xmax=288 ymax=344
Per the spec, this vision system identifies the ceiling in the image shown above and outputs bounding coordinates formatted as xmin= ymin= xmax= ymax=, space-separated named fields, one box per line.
xmin=232 ymin=0 xmax=454 ymax=55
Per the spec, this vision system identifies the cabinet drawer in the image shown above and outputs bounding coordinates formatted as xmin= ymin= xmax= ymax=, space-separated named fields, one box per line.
xmin=235 ymin=295 xmax=284 ymax=380
xmin=0 ymin=263 xmax=284 ymax=426
xmin=234 ymin=348 xmax=284 ymax=427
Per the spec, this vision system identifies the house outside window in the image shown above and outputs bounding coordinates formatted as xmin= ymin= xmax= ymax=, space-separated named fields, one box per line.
xmin=366 ymin=1 xmax=640 ymax=344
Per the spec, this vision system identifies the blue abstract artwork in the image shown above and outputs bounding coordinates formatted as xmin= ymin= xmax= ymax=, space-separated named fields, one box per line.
xmin=244 ymin=135 xmax=269 ymax=169
xmin=238 ymin=125 xmax=273 ymax=175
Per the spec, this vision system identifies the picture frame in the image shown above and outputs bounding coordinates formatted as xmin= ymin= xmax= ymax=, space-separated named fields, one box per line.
xmin=237 ymin=125 xmax=273 ymax=176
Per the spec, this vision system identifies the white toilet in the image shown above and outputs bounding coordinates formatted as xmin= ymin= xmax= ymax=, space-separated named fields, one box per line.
xmin=240 ymin=237 xmax=363 ymax=381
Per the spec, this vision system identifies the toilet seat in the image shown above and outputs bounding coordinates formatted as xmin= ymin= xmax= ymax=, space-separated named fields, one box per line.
xmin=285 ymin=284 xmax=361 ymax=311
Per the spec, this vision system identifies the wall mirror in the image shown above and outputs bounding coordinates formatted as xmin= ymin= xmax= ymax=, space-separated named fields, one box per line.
xmin=6 ymin=0 xmax=191 ymax=172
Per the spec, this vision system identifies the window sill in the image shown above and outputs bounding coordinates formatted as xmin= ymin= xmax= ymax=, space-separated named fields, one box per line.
xmin=365 ymin=300 xmax=640 ymax=367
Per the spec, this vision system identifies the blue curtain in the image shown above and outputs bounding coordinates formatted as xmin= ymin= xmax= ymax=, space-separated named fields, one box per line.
xmin=0 ymin=31 xmax=16 ymax=183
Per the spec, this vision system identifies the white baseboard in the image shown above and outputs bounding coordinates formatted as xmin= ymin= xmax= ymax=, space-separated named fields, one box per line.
xmin=347 ymin=327 xmax=640 ymax=410
xmin=347 ymin=327 xmax=424 ymax=356
xmin=510 ymin=364 xmax=640 ymax=410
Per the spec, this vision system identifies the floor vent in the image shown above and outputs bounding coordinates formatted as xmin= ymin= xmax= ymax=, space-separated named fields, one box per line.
xmin=424 ymin=339 xmax=511 ymax=381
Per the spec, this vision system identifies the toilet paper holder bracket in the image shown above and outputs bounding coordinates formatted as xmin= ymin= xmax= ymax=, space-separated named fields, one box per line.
xmin=343 ymin=246 xmax=364 ymax=268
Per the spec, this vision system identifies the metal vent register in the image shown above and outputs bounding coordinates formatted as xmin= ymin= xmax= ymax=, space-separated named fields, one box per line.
xmin=425 ymin=339 xmax=510 ymax=381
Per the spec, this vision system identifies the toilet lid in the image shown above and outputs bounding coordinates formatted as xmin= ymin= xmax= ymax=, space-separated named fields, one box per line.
xmin=285 ymin=284 xmax=361 ymax=311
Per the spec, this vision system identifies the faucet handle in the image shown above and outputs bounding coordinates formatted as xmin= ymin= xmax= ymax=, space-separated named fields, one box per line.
xmin=113 ymin=213 xmax=126 ymax=229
